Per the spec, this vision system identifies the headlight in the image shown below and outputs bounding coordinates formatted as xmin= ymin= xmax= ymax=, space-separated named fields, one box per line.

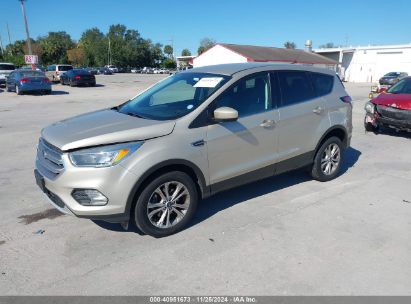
xmin=69 ymin=141 xmax=143 ymax=167
xmin=364 ymin=102 xmax=375 ymax=114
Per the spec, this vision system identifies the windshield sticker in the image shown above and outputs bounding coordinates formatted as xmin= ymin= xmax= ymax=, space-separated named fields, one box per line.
xmin=187 ymin=104 xmax=194 ymax=110
xmin=194 ymin=77 xmax=224 ymax=88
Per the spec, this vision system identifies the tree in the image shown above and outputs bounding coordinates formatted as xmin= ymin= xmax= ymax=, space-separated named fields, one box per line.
xmin=181 ymin=49 xmax=191 ymax=56
xmin=319 ymin=42 xmax=336 ymax=48
xmin=38 ymin=31 xmax=75 ymax=64
xmin=162 ymin=58 xmax=176 ymax=69
xmin=79 ymin=27 xmax=108 ymax=66
xmin=163 ymin=45 xmax=173 ymax=58
xmin=67 ymin=48 xmax=86 ymax=66
xmin=197 ymin=37 xmax=216 ymax=55
xmin=284 ymin=41 xmax=297 ymax=49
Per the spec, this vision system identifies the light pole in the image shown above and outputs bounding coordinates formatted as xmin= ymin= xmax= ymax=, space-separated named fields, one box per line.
xmin=19 ymin=0 xmax=32 ymax=55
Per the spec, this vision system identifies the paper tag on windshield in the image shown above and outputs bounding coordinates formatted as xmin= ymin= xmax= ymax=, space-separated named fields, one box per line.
xmin=194 ymin=77 xmax=224 ymax=88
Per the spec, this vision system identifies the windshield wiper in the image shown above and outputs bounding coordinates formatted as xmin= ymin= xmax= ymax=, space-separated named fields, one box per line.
xmin=123 ymin=112 xmax=145 ymax=119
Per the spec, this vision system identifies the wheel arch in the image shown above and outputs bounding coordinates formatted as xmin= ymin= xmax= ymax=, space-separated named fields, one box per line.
xmin=124 ymin=159 xmax=209 ymax=219
xmin=314 ymin=125 xmax=348 ymax=158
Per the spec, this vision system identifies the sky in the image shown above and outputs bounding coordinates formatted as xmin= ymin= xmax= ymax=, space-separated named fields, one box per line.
xmin=1 ymin=0 xmax=411 ymax=56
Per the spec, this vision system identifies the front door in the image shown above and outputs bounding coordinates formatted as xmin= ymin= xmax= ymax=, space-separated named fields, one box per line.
xmin=206 ymin=72 xmax=280 ymax=192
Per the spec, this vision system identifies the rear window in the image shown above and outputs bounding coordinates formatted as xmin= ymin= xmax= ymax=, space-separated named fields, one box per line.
xmin=0 ymin=64 xmax=15 ymax=70
xmin=278 ymin=71 xmax=315 ymax=106
xmin=72 ymin=69 xmax=91 ymax=75
xmin=310 ymin=72 xmax=334 ymax=97
xmin=58 ymin=65 xmax=73 ymax=71
xmin=20 ymin=71 xmax=45 ymax=77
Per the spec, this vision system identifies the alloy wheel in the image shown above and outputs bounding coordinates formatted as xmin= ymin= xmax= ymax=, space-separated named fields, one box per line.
xmin=321 ymin=143 xmax=341 ymax=175
xmin=146 ymin=181 xmax=190 ymax=229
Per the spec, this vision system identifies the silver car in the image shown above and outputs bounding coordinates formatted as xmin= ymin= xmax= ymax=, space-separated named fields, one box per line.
xmin=34 ymin=63 xmax=353 ymax=237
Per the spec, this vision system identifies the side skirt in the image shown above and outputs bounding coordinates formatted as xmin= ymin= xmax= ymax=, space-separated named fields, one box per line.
xmin=208 ymin=151 xmax=314 ymax=196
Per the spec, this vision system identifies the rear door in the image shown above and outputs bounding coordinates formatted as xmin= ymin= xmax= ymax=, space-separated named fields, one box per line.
xmin=206 ymin=72 xmax=280 ymax=191
xmin=275 ymin=70 xmax=330 ymax=168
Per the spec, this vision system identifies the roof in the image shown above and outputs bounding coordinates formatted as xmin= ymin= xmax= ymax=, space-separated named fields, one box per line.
xmin=186 ymin=62 xmax=336 ymax=77
xmin=218 ymin=43 xmax=338 ymax=65
xmin=314 ymin=43 xmax=411 ymax=53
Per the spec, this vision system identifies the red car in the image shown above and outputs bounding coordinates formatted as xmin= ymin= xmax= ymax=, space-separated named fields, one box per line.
xmin=364 ymin=77 xmax=411 ymax=133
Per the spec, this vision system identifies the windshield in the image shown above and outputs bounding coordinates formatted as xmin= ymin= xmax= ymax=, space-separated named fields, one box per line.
xmin=0 ymin=64 xmax=15 ymax=70
xmin=384 ymin=72 xmax=400 ymax=77
xmin=387 ymin=78 xmax=411 ymax=94
xmin=117 ymin=72 xmax=230 ymax=120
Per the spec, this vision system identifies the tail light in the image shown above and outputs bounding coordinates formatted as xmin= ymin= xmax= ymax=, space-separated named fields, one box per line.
xmin=340 ymin=96 xmax=352 ymax=104
xmin=75 ymin=76 xmax=81 ymax=80
xmin=20 ymin=78 xmax=29 ymax=83
xmin=56 ymin=71 xmax=60 ymax=75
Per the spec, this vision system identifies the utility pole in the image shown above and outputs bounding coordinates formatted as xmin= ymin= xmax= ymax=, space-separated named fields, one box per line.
xmin=0 ymin=33 xmax=3 ymax=56
xmin=7 ymin=23 xmax=12 ymax=45
xmin=19 ymin=0 xmax=32 ymax=54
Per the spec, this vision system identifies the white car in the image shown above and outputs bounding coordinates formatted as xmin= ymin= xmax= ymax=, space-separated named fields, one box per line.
xmin=105 ymin=65 xmax=118 ymax=73
xmin=0 ymin=63 xmax=16 ymax=86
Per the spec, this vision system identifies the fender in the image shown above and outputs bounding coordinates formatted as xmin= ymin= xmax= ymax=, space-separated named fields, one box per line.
xmin=314 ymin=125 xmax=349 ymax=156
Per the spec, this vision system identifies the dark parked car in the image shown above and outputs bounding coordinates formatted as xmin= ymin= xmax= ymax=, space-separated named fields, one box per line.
xmin=85 ymin=67 xmax=98 ymax=75
xmin=365 ymin=76 xmax=411 ymax=133
xmin=379 ymin=72 xmax=408 ymax=86
xmin=6 ymin=70 xmax=51 ymax=95
xmin=60 ymin=69 xmax=96 ymax=87
xmin=97 ymin=67 xmax=113 ymax=75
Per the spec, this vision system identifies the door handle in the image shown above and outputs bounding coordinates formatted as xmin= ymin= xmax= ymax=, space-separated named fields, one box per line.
xmin=260 ymin=119 xmax=275 ymax=128
xmin=313 ymin=106 xmax=324 ymax=114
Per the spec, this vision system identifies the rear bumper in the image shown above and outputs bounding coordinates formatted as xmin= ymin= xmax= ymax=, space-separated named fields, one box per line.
xmin=71 ymin=80 xmax=96 ymax=86
xmin=20 ymin=83 xmax=51 ymax=92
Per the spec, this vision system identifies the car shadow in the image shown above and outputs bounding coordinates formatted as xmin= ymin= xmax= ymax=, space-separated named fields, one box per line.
xmin=190 ymin=146 xmax=361 ymax=228
xmin=92 ymin=147 xmax=361 ymax=235
xmin=378 ymin=128 xmax=411 ymax=140
xmin=50 ymin=90 xmax=69 ymax=95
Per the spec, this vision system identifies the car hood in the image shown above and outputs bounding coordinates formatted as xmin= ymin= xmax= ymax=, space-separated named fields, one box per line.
xmin=41 ymin=109 xmax=176 ymax=151
xmin=372 ymin=93 xmax=411 ymax=110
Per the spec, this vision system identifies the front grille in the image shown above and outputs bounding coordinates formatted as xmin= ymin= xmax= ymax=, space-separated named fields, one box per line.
xmin=36 ymin=138 xmax=64 ymax=179
xmin=376 ymin=105 xmax=411 ymax=121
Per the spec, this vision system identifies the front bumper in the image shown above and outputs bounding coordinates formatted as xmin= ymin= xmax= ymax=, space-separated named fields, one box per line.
xmin=34 ymin=148 xmax=139 ymax=222
xmin=366 ymin=111 xmax=411 ymax=132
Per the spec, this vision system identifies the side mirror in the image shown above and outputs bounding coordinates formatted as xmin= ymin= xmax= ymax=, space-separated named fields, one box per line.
xmin=379 ymin=87 xmax=387 ymax=93
xmin=214 ymin=107 xmax=238 ymax=122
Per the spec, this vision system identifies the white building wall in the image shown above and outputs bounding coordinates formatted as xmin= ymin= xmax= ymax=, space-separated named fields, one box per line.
xmin=316 ymin=44 xmax=411 ymax=83
xmin=193 ymin=45 xmax=247 ymax=67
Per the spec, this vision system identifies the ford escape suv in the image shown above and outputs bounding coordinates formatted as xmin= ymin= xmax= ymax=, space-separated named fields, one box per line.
xmin=34 ymin=63 xmax=352 ymax=237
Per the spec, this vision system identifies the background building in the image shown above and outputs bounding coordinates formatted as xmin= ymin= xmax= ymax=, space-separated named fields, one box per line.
xmin=314 ymin=44 xmax=411 ymax=83
xmin=192 ymin=43 xmax=337 ymax=68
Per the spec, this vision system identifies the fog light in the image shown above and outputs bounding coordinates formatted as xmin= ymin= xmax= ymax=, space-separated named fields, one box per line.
xmin=71 ymin=189 xmax=108 ymax=206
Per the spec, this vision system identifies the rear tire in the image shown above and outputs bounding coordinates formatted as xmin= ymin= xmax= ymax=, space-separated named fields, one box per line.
xmin=133 ymin=171 xmax=198 ymax=238
xmin=311 ymin=137 xmax=344 ymax=182
xmin=15 ymin=85 xmax=22 ymax=95
xmin=69 ymin=80 xmax=74 ymax=87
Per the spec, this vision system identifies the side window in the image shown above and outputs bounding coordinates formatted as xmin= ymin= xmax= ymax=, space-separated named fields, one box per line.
xmin=310 ymin=72 xmax=334 ymax=97
xmin=278 ymin=71 xmax=315 ymax=106
xmin=214 ymin=73 xmax=270 ymax=117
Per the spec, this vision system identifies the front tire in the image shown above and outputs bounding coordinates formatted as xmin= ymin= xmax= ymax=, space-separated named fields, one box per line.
xmin=311 ymin=137 xmax=344 ymax=182
xmin=134 ymin=171 xmax=198 ymax=238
